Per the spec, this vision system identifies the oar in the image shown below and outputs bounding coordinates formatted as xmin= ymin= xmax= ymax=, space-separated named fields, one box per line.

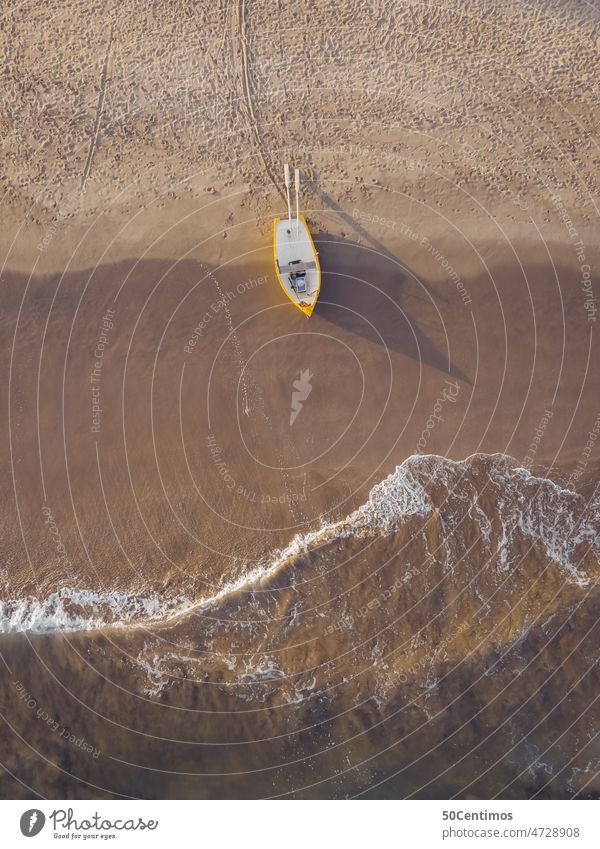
xmin=295 ymin=168 xmax=301 ymax=235
xmin=284 ymin=163 xmax=292 ymax=228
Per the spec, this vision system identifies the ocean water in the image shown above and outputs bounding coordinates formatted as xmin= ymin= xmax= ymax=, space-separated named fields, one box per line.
xmin=1 ymin=454 xmax=596 ymax=635
xmin=0 ymin=454 xmax=598 ymax=798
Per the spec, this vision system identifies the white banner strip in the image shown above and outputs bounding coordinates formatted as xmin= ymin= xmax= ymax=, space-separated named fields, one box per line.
xmin=0 ymin=799 xmax=598 ymax=847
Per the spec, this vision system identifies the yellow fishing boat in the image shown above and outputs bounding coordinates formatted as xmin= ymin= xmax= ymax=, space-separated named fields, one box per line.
xmin=273 ymin=165 xmax=321 ymax=317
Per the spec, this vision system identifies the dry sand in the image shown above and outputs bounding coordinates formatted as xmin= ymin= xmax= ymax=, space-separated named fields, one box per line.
xmin=1 ymin=0 xmax=599 ymax=599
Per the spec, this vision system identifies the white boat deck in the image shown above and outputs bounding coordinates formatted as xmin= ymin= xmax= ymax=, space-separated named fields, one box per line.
xmin=274 ymin=216 xmax=320 ymax=311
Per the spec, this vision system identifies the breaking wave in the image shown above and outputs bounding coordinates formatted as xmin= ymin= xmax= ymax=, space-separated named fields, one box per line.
xmin=0 ymin=587 xmax=192 ymax=635
xmin=1 ymin=454 xmax=597 ymax=635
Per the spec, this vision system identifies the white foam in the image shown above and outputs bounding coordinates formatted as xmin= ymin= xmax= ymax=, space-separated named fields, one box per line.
xmin=0 ymin=587 xmax=191 ymax=635
xmin=2 ymin=454 xmax=597 ymax=634
xmin=0 ymin=466 xmax=430 ymax=635
xmin=348 ymin=462 xmax=431 ymax=531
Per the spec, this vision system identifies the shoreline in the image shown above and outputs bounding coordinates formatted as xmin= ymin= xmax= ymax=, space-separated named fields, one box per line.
xmin=1 ymin=451 xmax=597 ymax=636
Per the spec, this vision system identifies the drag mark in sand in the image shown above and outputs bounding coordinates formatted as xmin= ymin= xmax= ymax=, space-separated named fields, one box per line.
xmin=209 ymin=270 xmax=251 ymax=416
xmin=231 ymin=0 xmax=280 ymax=196
xmin=81 ymin=25 xmax=113 ymax=192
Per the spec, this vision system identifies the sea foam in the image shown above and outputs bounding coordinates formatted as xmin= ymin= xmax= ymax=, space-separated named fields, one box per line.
xmin=0 ymin=587 xmax=191 ymax=635
xmin=1 ymin=455 xmax=597 ymax=634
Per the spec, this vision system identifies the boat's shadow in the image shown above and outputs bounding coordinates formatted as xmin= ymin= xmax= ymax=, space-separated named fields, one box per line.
xmin=311 ymin=231 xmax=470 ymax=384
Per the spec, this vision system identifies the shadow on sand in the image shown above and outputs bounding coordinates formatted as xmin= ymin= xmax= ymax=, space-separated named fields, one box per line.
xmin=310 ymin=230 xmax=470 ymax=384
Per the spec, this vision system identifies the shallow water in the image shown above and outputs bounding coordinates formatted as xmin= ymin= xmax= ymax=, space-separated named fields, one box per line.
xmin=1 ymin=454 xmax=598 ymax=798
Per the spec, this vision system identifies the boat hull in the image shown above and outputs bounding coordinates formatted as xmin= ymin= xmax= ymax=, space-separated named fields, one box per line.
xmin=273 ymin=215 xmax=321 ymax=316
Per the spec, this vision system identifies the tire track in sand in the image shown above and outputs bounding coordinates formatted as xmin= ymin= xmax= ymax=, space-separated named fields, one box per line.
xmin=81 ymin=24 xmax=113 ymax=192
xmin=231 ymin=0 xmax=283 ymax=199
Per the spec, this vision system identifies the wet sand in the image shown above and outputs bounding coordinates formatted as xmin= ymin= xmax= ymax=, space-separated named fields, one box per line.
xmin=2 ymin=234 xmax=599 ymax=604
